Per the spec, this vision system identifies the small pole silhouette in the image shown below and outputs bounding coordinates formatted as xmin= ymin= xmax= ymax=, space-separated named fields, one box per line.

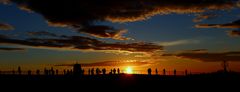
xmin=222 ymin=60 xmax=229 ymax=73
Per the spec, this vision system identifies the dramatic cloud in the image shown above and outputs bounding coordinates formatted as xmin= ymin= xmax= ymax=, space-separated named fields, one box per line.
xmin=0 ymin=47 xmax=25 ymax=51
xmin=166 ymin=51 xmax=240 ymax=62
xmin=0 ymin=35 xmax=162 ymax=53
xmin=193 ymin=13 xmax=219 ymax=22
xmin=5 ymin=0 xmax=235 ymax=39
xmin=195 ymin=19 xmax=240 ymax=28
xmin=227 ymin=30 xmax=240 ymax=37
xmin=156 ymin=39 xmax=200 ymax=46
xmin=56 ymin=60 xmax=152 ymax=67
xmin=0 ymin=23 xmax=14 ymax=31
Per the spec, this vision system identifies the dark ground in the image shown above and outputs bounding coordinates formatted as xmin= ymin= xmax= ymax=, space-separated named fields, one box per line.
xmin=0 ymin=71 xmax=239 ymax=89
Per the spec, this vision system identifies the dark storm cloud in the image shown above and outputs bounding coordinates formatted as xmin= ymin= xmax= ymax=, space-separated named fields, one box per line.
xmin=165 ymin=51 xmax=240 ymax=62
xmin=0 ymin=47 xmax=25 ymax=51
xmin=56 ymin=61 xmax=152 ymax=67
xmin=227 ymin=30 xmax=240 ymax=37
xmin=0 ymin=23 xmax=14 ymax=31
xmin=195 ymin=19 xmax=240 ymax=28
xmin=0 ymin=35 xmax=162 ymax=53
xmin=6 ymin=0 xmax=235 ymax=39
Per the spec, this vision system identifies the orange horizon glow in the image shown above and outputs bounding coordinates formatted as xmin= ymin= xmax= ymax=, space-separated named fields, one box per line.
xmin=125 ymin=66 xmax=133 ymax=74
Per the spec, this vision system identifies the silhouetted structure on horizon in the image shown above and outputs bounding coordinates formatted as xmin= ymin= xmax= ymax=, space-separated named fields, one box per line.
xmin=222 ymin=60 xmax=229 ymax=73
xmin=73 ymin=64 xmax=83 ymax=76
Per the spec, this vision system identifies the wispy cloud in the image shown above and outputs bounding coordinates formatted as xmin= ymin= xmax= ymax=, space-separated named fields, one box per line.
xmin=0 ymin=47 xmax=25 ymax=51
xmin=56 ymin=60 xmax=153 ymax=67
xmin=195 ymin=19 xmax=240 ymax=28
xmin=156 ymin=39 xmax=200 ymax=46
xmin=0 ymin=23 xmax=14 ymax=31
xmin=193 ymin=13 xmax=219 ymax=22
xmin=163 ymin=50 xmax=240 ymax=62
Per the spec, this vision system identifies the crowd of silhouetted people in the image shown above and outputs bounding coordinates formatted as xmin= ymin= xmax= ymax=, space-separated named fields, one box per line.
xmin=0 ymin=65 xmax=191 ymax=77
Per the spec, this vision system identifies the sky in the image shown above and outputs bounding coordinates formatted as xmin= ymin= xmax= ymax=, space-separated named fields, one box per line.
xmin=0 ymin=0 xmax=240 ymax=73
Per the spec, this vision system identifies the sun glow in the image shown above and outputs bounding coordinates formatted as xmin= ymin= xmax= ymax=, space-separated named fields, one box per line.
xmin=125 ymin=66 xmax=133 ymax=74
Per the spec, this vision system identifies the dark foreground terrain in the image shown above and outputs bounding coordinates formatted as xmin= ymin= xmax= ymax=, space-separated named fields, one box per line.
xmin=0 ymin=72 xmax=239 ymax=90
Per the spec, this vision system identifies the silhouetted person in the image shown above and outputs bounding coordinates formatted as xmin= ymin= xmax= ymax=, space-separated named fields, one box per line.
xmin=117 ymin=68 xmax=120 ymax=74
xmin=91 ymin=68 xmax=94 ymax=75
xmin=28 ymin=70 xmax=31 ymax=75
xmin=113 ymin=68 xmax=116 ymax=74
xmin=56 ymin=69 xmax=58 ymax=75
xmin=44 ymin=68 xmax=48 ymax=75
xmin=109 ymin=69 xmax=113 ymax=75
xmin=148 ymin=68 xmax=152 ymax=75
xmin=96 ymin=68 xmax=100 ymax=75
xmin=12 ymin=70 xmax=15 ymax=75
xmin=163 ymin=69 xmax=166 ymax=75
xmin=155 ymin=68 xmax=158 ymax=75
xmin=173 ymin=69 xmax=176 ymax=76
xmin=67 ymin=70 xmax=70 ymax=75
xmin=36 ymin=69 xmax=40 ymax=75
xmin=102 ymin=68 xmax=106 ymax=75
xmin=51 ymin=67 xmax=54 ymax=75
xmin=81 ymin=69 xmax=85 ymax=75
xmin=70 ymin=70 xmax=73 ymax=75
xmin=63 ymin=69 xmax=66 ymax=75
xmin=88 ymin=69 xmax=91 ymax=75
xmin=18 ymin=66 xmax=21 ymax=75
xmin=185 ymin=69 xmax=188 ymax=76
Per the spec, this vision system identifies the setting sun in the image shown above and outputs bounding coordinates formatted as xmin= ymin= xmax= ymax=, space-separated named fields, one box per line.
xmin=125 ymin=66 xmax=133 ymax=74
